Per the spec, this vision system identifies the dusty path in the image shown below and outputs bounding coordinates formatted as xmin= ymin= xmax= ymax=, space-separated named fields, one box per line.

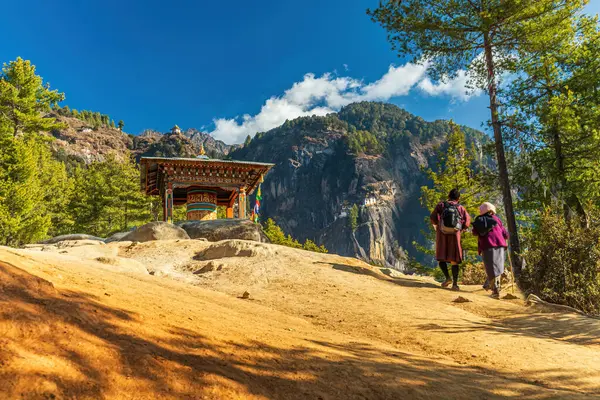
xmin=1 ymin=240 xmax=599 ymax=399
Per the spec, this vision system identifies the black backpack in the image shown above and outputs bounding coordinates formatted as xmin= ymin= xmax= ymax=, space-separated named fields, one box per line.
xmin=440 ymin=201 xmax=462 ymax=234
xmin=473 ymin=213 xmax=498 ymax=236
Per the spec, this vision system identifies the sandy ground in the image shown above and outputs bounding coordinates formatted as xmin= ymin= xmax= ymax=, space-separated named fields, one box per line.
xmin=1 ymin=239 xmax=599 ymax=399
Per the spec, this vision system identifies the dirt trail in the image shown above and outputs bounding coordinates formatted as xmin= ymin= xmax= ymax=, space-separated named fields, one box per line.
xmin=1 ymin=240 xmax=599 ymax=399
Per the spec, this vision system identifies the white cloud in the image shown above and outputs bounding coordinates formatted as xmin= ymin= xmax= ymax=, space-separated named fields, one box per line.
xmin=361 ymin=62 xmax=429 ymax=101
xmin=210 ymin=62 xmax=480 ymax=144
xmin=418 ymin=70 xmax=476 ymax=101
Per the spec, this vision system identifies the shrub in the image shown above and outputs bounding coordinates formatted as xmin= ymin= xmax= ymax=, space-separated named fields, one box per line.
xmin=460 ymin=262 xmax=488 ymax=285
xmin=262 ymin=218 xmax=328 ymax=253
xmin=408 ymin=259 xmax=447 ymax=281
xmin=519 ymin=210 xmax=600 ymax=316
xmin=303 ymin=239 xmax=328 ymax=253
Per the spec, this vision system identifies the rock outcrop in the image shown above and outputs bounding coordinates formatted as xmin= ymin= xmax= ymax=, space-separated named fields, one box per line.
xmin=120 ymin=222 xmax=190 ymax=242
xmin=47 ymin=115 xmax=237 ymax=165
xmin=39 ymin=234 xmax=105 ymax=245
xmin=104 ymin=232 xmax=131 ymax=243
xmin=178 ymin=219 xmax=269 ymax=243
xmin=197 ymin=240 xmax=277 ymax=260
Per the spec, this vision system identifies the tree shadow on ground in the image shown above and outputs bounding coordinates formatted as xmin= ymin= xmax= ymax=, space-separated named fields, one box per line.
xmin=323 ymin=260 xmax=600 ymax=347
xmin=419 ymin=311 xmax=600 ymax=347
xmin=324 ymin=262 xmax=441 ymax=289
xmin=1 ymin=260 xmax=596 ymax=399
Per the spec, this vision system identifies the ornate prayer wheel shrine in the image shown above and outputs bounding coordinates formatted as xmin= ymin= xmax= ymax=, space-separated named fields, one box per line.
xmin=140 ymin=143 xmax=274 ymax=223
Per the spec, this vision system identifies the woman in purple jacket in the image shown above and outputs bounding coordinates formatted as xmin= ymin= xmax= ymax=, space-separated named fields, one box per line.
xmin=472 ymin=202 xmax=509 ymax=298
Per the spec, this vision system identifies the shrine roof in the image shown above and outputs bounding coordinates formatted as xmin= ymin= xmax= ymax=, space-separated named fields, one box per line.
xmin=140 ymin=156 xmax=275 ymax=168
xmin=140 ymin=156 xmax=274 ymax=196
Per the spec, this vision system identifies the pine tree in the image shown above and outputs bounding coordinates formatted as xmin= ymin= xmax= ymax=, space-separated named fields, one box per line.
xmin=368 ymin=0 xmax=587 ymax=274
xmin=0 ymin=58 xmax=71 ymax=245
xmin=302 ymin=239 xmax=328 ymax=253
xmin=419 ymin=123 xmax=494 ymax=259
xmin=0 ymin=135 xmax=71 ymax=245
xmin=118 ymin=120 xmax=124 ymax=132
xmin=507 ymin=15 xmax=600 ymax=225
xmin=68 ymin=155 xmax=151 ymax=236
xmin=263 ymin=218 xmax=287 ymax=243
xmin=110 ymin=119 xmax=116 ymax=128
xmin=262 ymin=218 xmax=302 ymax=248
xmin=0 ymin=58 xmax=65 ymax=137
xmin=349 ymin=204 xmax=359 ymax=231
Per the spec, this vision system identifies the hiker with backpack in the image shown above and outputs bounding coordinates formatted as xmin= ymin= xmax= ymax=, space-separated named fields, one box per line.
xmin=430 ymin=189 xmax=471 ymax=291
xmin=472 ymin=202 xmax=509 ymax=299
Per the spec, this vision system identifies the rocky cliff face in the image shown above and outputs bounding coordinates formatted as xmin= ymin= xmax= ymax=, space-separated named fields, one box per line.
xmin=232 ymin=102 xmax=486 ymax=270
xmin=183 ymin=128 xmax=240 ymax=157
xmin=49 ymin=114 xmax=133 ymax=163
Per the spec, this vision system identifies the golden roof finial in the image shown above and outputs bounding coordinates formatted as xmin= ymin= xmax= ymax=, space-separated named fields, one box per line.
xmin=199 ymin=142 xmax=206 ymax=156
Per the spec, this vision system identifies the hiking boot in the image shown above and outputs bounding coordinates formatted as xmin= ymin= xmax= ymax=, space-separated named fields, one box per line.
xmin=441 ymin=279 xmax=452 ymax=288
xmin=490 ymin=292 xmax=500 ymax=299
xmin=482 ymin=280 xmax=490 ymax=291
xmin=451 ymin=284 xmax=460 ymax=291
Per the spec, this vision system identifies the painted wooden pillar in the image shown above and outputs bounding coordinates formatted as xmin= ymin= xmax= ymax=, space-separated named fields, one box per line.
xmin=238 ymin=188 xmax=247 ymax=219
xmin=164 ymin=182 xmax=173 ymax=224
xmin=226 ymin=191 xmax=237 ymax=219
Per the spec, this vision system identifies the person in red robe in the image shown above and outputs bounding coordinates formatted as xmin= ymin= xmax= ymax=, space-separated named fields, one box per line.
xmin=430 ymin=188 xmax=471 ymax=291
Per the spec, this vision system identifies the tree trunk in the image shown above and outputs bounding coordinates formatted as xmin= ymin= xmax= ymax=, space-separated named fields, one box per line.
xmin=483 ymin=35 xmax=523 ymax=275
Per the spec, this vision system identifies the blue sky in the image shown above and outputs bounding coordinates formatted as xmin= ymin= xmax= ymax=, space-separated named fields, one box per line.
xmin=2 ymin=1 xmax=599 ymax=143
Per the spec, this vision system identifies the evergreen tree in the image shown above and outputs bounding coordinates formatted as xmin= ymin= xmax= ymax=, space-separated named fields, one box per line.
xmin=507 ymin=15 xmax=600 ymax=225
xmin=69 ymin=156 xmax=151 ymax=236
xmin=303 ymin=239 xmax=328 ymax=253
xmin=0 ymin=57 xmax=65 ymax=137
xmin=419 ymin=123 xmax=493 ymax=260
xmin=37 ymin=137 xmax=74 ymax=236
xmin=0 ymin=58 xmax=71 ymax=245
xmin=368 ymin=0 xmax=587 ymax=274
xmin=0 ymin=136 xmax=49 ymax=245
xmin=118 ymin=120 xmax=124 ymax=132
xmin=347 ymin=130 xmax=383 ymax=156
xmin=349 ymin=204 xmax=359 ymax=232
xmin=110 ymin=119 xmax=116 ymax=128
xmin=0 ymin=135 xmax=71 ymax=245
xmin=262 ymin=218 xmax=302 ymax=249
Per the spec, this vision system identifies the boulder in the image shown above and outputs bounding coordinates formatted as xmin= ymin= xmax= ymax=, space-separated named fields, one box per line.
xmin=55 ymin=240 xmax=106 ymax=249
xmin=120 ymin=222 xmax=190 ymax=242
xmin=178 ymin=219 xmax=269 ymax=243
xmin=197 ymin=240 xmax=277 ymax=260
xmin=39 ymin=234 xmax=104 ymax=245
xmin=104 ymin=231 xmax=130 ymax=243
